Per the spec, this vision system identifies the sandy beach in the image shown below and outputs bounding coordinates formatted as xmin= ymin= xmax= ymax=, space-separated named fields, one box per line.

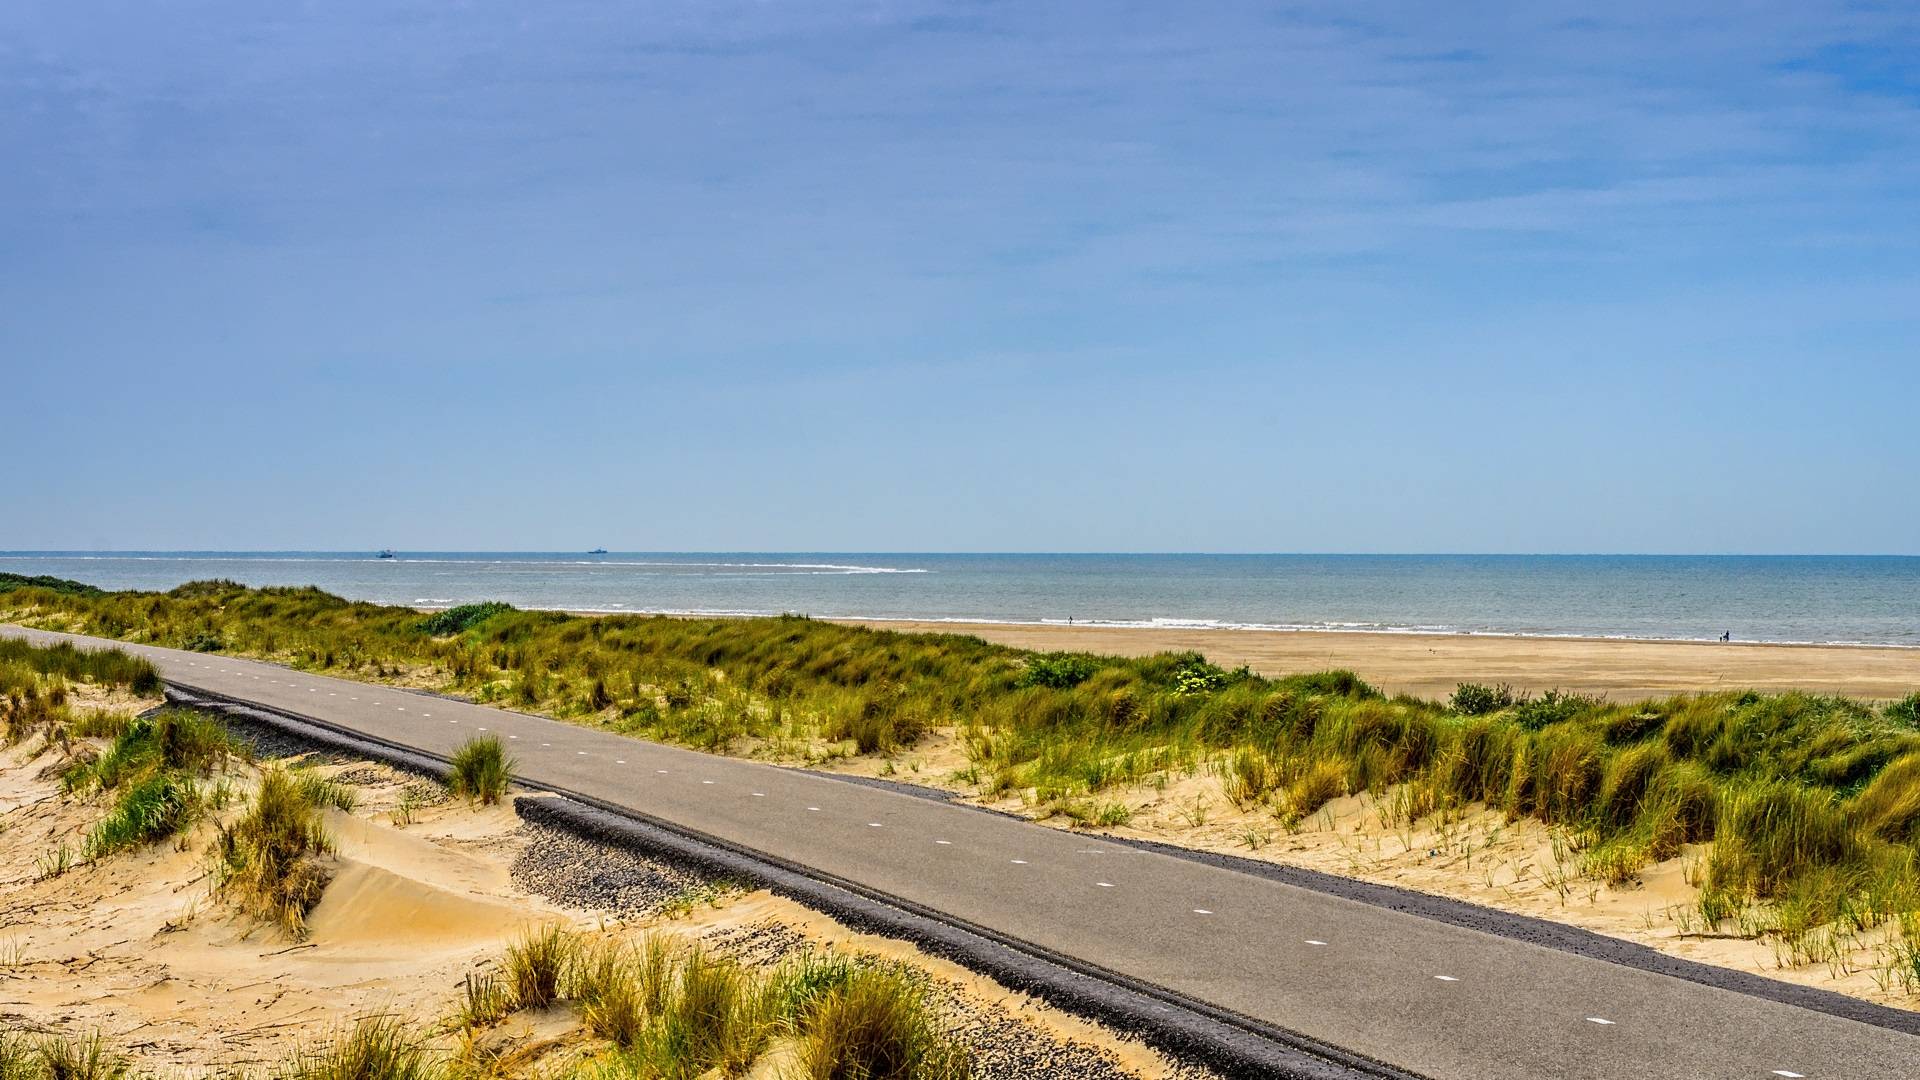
xmin=841 ymin=621 xmax=1920 ymax=702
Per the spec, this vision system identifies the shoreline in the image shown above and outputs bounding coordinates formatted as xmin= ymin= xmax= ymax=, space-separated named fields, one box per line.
xmin=839 ymin=619 xmax=1920 ymax=702
xmin=474 ymin=605 xmax=1919 ymax=701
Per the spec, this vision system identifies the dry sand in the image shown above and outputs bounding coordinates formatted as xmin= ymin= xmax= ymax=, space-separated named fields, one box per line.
xmin=844 ymin=620 xmax=1920 ymax=702
xmin=0 ymin=693 xmax=1210 ymax=1077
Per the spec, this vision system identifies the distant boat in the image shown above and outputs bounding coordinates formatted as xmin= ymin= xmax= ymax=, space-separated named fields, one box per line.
xmin=587 ymin=548 xmax=609 ymax=555
xmin=377 ymin=549 xmax=397 ymax=559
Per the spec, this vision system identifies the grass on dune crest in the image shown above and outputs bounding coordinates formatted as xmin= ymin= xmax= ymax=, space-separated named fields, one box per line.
xmin=9 ymin=579 xmax=1920 ymax=947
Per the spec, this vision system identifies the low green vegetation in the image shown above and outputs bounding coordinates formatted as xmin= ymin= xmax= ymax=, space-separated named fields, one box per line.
xmin=64 ymin=709 xmax=233 ymax=860
xmin=447 ymin=734 xmax=513 ymax=804
xmin=0 ymin=572 xmax=101 ymax=598
xmin=8 ymin=578 xmax=1920 ymax=949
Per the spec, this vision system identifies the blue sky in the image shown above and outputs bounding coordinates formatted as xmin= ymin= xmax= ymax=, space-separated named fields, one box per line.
xmin=4 ymin=2 xmax=1918 ymax=553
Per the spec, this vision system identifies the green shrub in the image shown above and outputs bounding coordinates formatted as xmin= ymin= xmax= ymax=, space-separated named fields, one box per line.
xmin=418 ymin=602 xmax=516 ymax=636
xmin=1016 ymin=654 xmax=1099 ymax=689
xmin=182 ymin=631 xmax=224 ymax=653
xmin=1450 ymin=682 xmax=1515 ymax=716
xmin=0 ymin=572 xmax=100 ymax=596
xmin=1512 ymin=688 xmax=1603 ymax=730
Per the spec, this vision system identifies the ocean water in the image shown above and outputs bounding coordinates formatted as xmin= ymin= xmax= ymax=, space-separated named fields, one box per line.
xmin=1 ymin=552 xmax=1916 ymax=647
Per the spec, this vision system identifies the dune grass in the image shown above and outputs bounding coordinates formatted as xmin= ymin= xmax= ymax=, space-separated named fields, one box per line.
xmin=469 ymin=929 xmax=969 ymax=1079
xmin=0 ymin=638 xmax=159 ymax=696
xmin=59 ymin=709 xmax=233 ymax=860
xmin=0 ymin=1031 xmax=130 ymax=1080
xmin=210 ymin=768 xmax=336 ymax=937
xmin=0 ymin=639 xmax=160 ymax=747
xmin=447 ymin=735 xmax=513 ymax=805
xmin=9 ymin=578 xmax=1920 ymax=945
xmin=274 ymin=1016 xmax=435 ymax=1080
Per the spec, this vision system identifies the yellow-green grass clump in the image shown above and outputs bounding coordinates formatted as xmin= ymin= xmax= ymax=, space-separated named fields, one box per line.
xmin=447 ymin=734 xmax=513 ymax=805
xmin=210 ymin=768 xmax=335 ymax=937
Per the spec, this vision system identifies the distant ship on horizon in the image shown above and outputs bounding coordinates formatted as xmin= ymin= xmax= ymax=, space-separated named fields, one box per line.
xmin=587 ymin=547 xmax=609 ymax=555
xmin=376 ymin=549 xmax=397 ymax=559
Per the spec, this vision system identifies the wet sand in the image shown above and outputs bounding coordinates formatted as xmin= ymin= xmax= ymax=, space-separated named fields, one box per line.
xmin=839 ymin=621 xmax=1920 ymax=702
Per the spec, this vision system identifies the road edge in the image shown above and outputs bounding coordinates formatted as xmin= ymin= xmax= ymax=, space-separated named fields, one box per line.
xmin=166 ymin=684 xmax=1421 ymax=1080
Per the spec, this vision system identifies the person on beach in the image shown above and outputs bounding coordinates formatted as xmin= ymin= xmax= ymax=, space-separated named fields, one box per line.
xmin=1722 ymin=630 xmax=1731 ymax=642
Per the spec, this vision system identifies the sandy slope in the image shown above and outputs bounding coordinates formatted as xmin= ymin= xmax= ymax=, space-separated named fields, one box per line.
xmin=844 ymin=620 xmax=1920 ymax=701
xmin=0 ymin=717 xmax=1210 ymax=1077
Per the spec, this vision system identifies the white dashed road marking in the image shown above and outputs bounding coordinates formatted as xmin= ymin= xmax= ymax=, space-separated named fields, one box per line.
xmin=617 ymin=760 xmax=626 ymax=764
xmin=1433 ymin=975 xmax=1460 ymax=982
xmin=1771 ymin=1072 xmax=1807 ymax=1078
xmin=1304 ymin=940 xmax=1328 ymax=946
xmin=1096 ymin=882 xmax=1115 ymax=888
xmin=868 ymin=822 xmax=884 ymax=828
xmin=806 ymin=806 xmax=821 ymax=811
xmin=934 ymin=840 xmax=952 ymax=845
xmin=1585 ymin=1017 xmax=1614 ymax=1026
xmin=703 ymin=780 xmax=715 ymax=785
xmin=577 ymin=751 xmax=588 ymax=756
xmin=1011 ymin=859 xmax=1028 ymax=865
xmin=751 ymin=792 xmax=764 ymax=797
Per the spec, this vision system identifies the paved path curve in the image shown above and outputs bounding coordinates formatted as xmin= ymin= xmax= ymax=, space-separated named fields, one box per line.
xmin=10 ymin=626 xmax=1917 ymax=1080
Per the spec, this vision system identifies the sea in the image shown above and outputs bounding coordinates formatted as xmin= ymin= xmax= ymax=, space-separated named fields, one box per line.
xmin=2 ymin=552 xmax=1917 ymax=648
